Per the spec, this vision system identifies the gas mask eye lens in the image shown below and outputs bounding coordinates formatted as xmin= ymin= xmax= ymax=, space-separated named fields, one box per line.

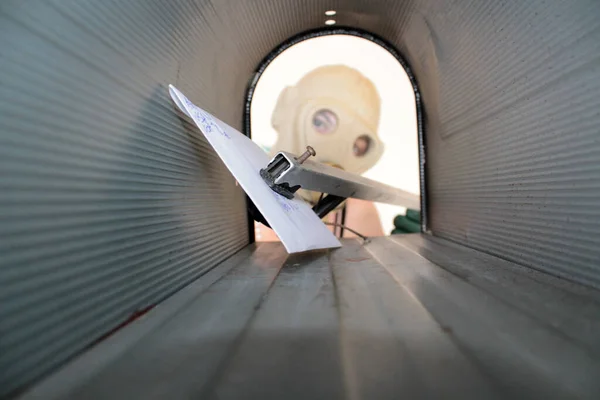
xmin=353 ymin=135 xmax=371 ymax=157
xmin=312 ymin=109 xmax=337 ymax=134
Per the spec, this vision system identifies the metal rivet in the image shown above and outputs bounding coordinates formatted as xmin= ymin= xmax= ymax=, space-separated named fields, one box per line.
xmin=296 ymin=146 xmax=316 ymax=164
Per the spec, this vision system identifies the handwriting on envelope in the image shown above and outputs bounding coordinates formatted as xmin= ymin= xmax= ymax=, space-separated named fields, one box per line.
xmin=168 ymin=85 xmax=341 ymax=253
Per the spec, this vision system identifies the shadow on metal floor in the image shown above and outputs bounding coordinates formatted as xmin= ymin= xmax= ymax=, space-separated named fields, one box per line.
xmin=20 ymin=235 xmax=600 ymax=399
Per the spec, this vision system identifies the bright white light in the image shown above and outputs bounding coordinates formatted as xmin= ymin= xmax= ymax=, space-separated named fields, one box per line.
xmin=325 ymin=19 xmax=336 ymax=25
xmin=325 ymin=10 xmax=336 ymax=16
xmin=250 ymin=35 xmax=420 ymax=235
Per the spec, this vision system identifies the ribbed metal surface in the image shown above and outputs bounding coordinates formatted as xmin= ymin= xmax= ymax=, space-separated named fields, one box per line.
xmin=406 ymin=1 xmax=600 ymax=287
xmin=3 ymin=0 xmax=600 ymax=397
xmin=0 ymin=1 xmax=257 ymax=396
xmin=18 ymin=237 xmax=600 ymax=400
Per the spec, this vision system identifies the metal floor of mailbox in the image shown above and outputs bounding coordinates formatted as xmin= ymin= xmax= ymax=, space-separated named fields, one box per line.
xmin=21 ymin=235 xmax=600 ymax=400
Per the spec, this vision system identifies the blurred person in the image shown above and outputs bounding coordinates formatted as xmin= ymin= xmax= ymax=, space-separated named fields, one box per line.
xmin=257 ymin=65 xmax=385 ymax=241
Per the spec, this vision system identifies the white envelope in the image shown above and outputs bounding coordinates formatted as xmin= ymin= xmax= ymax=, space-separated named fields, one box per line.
xmin=169 ymin=85 xmax=341 ymax=253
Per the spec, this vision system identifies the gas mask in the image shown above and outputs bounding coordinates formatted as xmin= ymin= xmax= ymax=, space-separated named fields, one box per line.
xmin=270 ymin=65 xmax=383 ymax=204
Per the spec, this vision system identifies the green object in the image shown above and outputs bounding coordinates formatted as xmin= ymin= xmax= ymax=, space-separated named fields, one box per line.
xmin=406 ymin=209 xmax=421 ymax=224
xmin=393 ymin=216 xmax=420 ymax=233
xmin=391 ymin=209 xmax=421 ymax=235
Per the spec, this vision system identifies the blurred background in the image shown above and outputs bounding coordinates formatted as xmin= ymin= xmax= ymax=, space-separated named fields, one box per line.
xmin=250 ymin=34 xmax=419 ymax=239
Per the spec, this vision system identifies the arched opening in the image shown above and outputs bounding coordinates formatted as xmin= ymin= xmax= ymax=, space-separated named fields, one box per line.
xmin=245 ymin=30 xmax=424 ymax=240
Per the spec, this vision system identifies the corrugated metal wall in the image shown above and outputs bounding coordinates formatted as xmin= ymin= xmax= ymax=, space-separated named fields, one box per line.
xmin=2 ymin=0 xmax=600 ymax=397
xmin=409 ymin=1 xmax=600 ymax=287
xmin=0 ymin=1 xmax=256 ymax=396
